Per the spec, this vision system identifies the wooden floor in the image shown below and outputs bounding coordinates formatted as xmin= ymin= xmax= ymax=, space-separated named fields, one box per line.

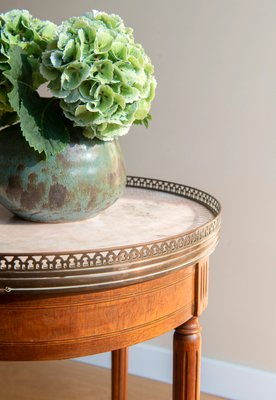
xmin=0 ymin=360 xmax=225 ymax=400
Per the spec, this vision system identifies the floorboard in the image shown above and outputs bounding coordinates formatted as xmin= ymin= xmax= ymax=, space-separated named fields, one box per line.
xmin=0 ymin=360 xmax=225 ymax=399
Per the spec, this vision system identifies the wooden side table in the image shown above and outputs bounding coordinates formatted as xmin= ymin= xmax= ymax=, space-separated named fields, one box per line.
xmin=0 ymin=177 xmax=221 ymax=400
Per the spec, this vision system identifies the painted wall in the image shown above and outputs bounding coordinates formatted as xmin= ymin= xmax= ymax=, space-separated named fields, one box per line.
xmin=1 ymin=0 xmax=275 ymax=373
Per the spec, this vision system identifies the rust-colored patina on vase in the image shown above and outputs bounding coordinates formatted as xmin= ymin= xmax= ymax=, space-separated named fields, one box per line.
xmin=0 ymin=125 xmax=126 ymax=222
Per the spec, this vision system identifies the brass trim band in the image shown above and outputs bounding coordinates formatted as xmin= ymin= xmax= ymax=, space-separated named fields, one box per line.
xmin=0 ymin=177 xmax=221 ymax=294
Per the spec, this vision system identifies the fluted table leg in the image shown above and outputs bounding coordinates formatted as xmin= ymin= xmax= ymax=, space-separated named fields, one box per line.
xmin=112 ymin=348 xmax=128 ymax=400
xmin=173 ymin=317 xmax=202 ymax=400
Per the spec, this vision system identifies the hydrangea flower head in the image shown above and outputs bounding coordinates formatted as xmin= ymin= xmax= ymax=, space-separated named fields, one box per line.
xmin=41 ymin=11 xmax=156 ymax=140
xmin=0 ymin=9 xmax=57 ymax=116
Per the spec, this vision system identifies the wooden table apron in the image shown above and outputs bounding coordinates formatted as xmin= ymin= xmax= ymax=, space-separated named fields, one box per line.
xmin=0 ymin=261 xmax=209 ymax=360
xmin=0 ymin=176 xmax=221 ymax=399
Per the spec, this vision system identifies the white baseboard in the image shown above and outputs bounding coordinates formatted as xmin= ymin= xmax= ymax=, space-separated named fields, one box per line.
xmin=75 ymin=343 xmax=276 ymax=400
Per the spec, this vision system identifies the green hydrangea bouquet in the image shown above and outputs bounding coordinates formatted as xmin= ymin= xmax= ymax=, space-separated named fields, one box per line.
xmin=0 ymin=9 xmax=156 ymax=158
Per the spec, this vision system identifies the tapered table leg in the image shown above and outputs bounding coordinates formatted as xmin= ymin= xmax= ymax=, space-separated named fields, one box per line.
xmin=173 ymin=317 xmax=202 ymax=400
xmin=112 ymin=348 xmax=128 ymax=400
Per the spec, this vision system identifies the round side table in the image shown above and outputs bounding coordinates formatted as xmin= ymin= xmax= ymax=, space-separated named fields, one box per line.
xmin=0 ymin=177 xmax=221 ymax=400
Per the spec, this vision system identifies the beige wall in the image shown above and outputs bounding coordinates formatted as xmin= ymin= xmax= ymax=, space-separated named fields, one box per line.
xmin=2 ymin=0 xmax=276 ymax=373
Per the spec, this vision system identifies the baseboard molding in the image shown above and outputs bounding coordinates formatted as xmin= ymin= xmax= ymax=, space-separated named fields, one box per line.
xmin=75 ymin=343 xmax=276 ymax=400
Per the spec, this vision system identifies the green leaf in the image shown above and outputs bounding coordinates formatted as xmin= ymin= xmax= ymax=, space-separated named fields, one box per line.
xmin=5 ymin=46 xmax=69 ymax=158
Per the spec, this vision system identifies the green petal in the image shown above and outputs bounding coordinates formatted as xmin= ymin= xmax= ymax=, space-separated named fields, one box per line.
xmin=50 ymin=50 xmax=63 ymax=68
xmin=134 ymin=100 xmax=150 ymax=120
xmin=128 ymin=46 xmax=145 ymax=69
xmin=73 ymin=109 xmax=100 ymax=125
xmin=59 ymin=100 xmax=79 ymax=115
xmin=41 ymin=51 xmax=53 ymax=67
xmin=135 ymin=69 xmax=147 ymax=86
xmin=135 ymin=77 xmax=156 ymax=101
xmin=75 ymin=104 xmax=88 ymax=116
xmin=25 ymin=42 xmax=41 ymax=57
xmin=61 ymin=62 xmax=90 ymax=90
xmin=115 ymin=61 xmax=137 ymax=84
xmin=57 ymin=32 xmax=69 ymax=49
xmin=84 ymin=25 xmax=96 ymax=44
xmin=62 ymin=88 xmax=81 ymax=103
xmin=147 ymin=78 xmax=156 ymax=102
xmin=82 ymin=126 xmax=96 ymax=139
xmin=128 ymin=55 xmax=141 ymax=69
xmin=95 ymin=13 xmax=123 ymax=30
xmin=94 ymin=29 xmax=113 ymax=54
xmin=37 ymin=21 xmax=57 ymax=41
xmin=86 ymin=102 xmax=98 ymax=112
xmin=145 ymin=62 xmax=154 ymax=75
xmin=63 ymin=39 xmax=76 ymax=63
xmin=79 ymin=80 xmax=98 ymax=100
xmin=113 ymin=92 xmax=126 ymax=109
xmin=92 ymin=60 xmax=113 ymax=83
xmin=95 ymin=84 xmax=114 ymax=112
xmin=111 ymin=41 xmax=128 ymax=61
xmin=119 ymin=84 xmax=140 ymax=102
xmin=48 ymin=78 xmax=70 ymax=98
xmin=95 ymin=122 xmax=130 ymax=140
xmin=77 ymin=29 xmax=86 ymax=60
xmin=113 ymin=66 xmax=126 ymax=83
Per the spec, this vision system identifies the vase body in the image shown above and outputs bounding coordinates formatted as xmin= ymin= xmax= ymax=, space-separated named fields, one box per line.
xmin=0 ymin=125 xmax=126 ymax=222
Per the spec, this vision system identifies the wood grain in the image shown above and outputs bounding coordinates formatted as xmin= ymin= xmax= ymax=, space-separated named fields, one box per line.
xmin=0 ymin=260 xmax=211 ymax=398
xmin=112 ymin=348 xmax=128 ymax=400
xmin=195 ymin=259 xmax=209 ymax=316
xmin=0 ymin=266 xmax=195 ymax=360
xmin=0 ymin=360 xmax=225 ymax=400
xmin=173 ymin=317 xmax=202 ymax=400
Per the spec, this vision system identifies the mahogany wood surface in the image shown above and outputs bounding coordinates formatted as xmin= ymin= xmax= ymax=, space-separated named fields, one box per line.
xmin=0 ymin=261 xmax=203 ymax=361
xmin=112 ymin=348 xmax=128 ymax=400
xmin=0 ymin=258 xmax=210 ymax=400
xmin=173 ymin=317 xmax=202 ymax=400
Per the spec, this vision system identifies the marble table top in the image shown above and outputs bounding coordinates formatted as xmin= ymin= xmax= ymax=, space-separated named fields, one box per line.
xmin=0 ymin=187 xmax=214 ymax=254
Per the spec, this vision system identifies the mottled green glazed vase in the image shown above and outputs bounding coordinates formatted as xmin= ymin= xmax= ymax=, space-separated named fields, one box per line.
xmin=0 ymin=125 xmax=126 ymax=222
